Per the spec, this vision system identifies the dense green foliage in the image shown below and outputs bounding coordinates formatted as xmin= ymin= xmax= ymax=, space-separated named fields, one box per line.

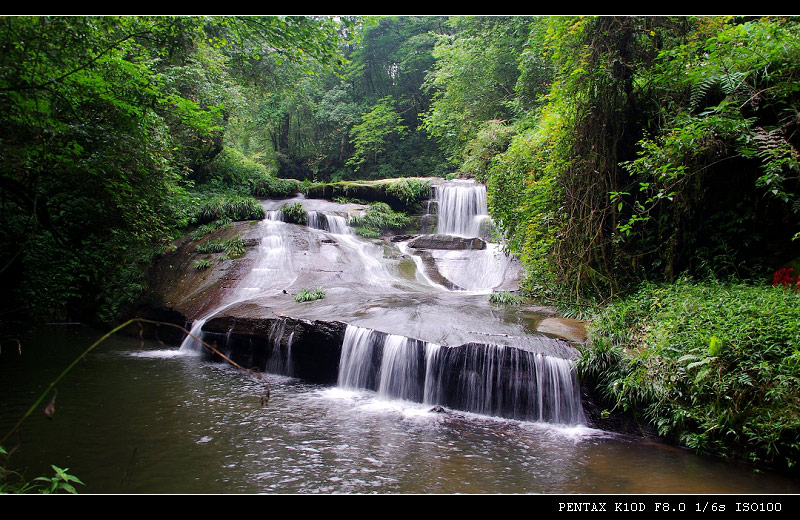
xmin=348 ymin=202 xmax=411 ymax=237
xmin=578 ymin=280 xmax=800 ymax=470
xmin=0 ymin=16 xmax=346 ymax=322
xmin=472 ymin=17 xmax=800 ymax=303
xmin=385 ymin=178 xmax=432 ymax=205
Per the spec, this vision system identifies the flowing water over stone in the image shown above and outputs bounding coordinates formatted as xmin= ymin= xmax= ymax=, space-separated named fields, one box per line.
xmin=337 ymin=324 xmax=584 ymax=425
xmin=6 ymin=181 xmax=798 ymax=493
xmin=2 ymin=326 xmax=799 ymax=494
xmin=434 ymin=180 xmax=490 ymax=238
xmin=175 ymin=183 xmax=580 ymax=427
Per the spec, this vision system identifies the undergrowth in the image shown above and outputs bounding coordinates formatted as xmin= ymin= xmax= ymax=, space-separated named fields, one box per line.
xmin=192 ymin=192 xmax=265 ymax=223
xmin=577 ymin=278 xmax=800 ymax=472
xmin=195 ymin=236 xmax=247 ymax=258
xmin=1 ymin=446 xmax=84 ymax=494
xmin=348 ymin=202 xmax=410 ymax=237
xmin=488 ymin=291 xmax=524 ymax=305
xmin=386 ymin=178 xmax=431 ymax=205
xmin=189 ymin=218 xmax=232 ymax=241
xmin=280 ymin=203 xmax=308 ymax=225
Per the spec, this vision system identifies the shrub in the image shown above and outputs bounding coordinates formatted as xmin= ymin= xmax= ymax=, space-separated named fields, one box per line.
xmin=248 ymin=175 xmax=301 ymax=198
xmin=193 ymin=192 xmax=264 ymax=224
xmin=386 ymin=178 xmax=432 ymax=205
xmin=280 ymin=203 xmax=308 ymax=225
xmin=294 ymin=288 xmax=325 ymax=302
xmin=488 ymin=291 xmax=523 ymax=305
xmin=348 ymin=202 xmax=410 ymax=237
xmin=578 ymin=279 xmax=800 ymax=471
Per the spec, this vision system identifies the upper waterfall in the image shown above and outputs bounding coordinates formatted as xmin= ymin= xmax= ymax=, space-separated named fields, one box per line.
xmin=435 ymin=181 xmax=490 ymax=238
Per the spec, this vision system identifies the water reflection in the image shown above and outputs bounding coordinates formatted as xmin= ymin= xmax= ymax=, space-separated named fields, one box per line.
xmin=1 ymin=327 xmax=798 ymax=494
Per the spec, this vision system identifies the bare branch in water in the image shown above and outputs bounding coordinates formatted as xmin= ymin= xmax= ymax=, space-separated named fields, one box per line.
xmin=1 ymin=317 xmax=266 ymax=446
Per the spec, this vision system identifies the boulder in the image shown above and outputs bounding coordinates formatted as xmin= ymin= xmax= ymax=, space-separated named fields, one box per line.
xmin=407 ymin=234 xmax=486 ymax=250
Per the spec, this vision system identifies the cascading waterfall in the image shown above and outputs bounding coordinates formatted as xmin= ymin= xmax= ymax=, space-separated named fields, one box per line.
xmin=377 ymin=334 xmax=426 ymax=402
xmin=182 ymin=194 xmax=582 ymax=428
xmin=307 ymin=211 xmax=351 ymax=234
xmin=179 ymin=215 xmax=296 ymax=352
xmin=338 ymin=325 xmax=382 ymax=391
xmin=336 ymin=324 xmax=585 ymax=425
xmin=424 ymin=343 xmax=585 ymax=424
xmin=435 ymin=181 xmax=490 ymax=238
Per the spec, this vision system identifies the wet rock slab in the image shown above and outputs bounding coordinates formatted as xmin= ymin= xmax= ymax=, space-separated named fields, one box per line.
xmin=406 ymin=234 xmax=486 ymax=250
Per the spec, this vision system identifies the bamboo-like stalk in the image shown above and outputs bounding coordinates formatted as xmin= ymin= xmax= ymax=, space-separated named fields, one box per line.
xmin=1 ymin=318 xmax=261 ymax=446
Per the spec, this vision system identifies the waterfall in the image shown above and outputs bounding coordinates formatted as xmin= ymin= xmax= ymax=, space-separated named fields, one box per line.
xmin=307 ymin=211 xmax=351 ymax=234
xmin=266 ymin=210 xmax=285 ymax=222
xmin=378 ymin=334 xmax=426 ymax=402
xmin=265 ymin=319 xmax=289 ymax=375
xmin=180 ymin=317 xmax=208 ymax=354
xmin=325 ymin=215 xmax=350 ymax=235
xmin=336 ymin=325 xmax=585 ymax=425
xmin=435 ymin=181 xmax=490 ymax=238
xmin=338 ymin=325 xmax=382 ymax=390
xmin=179 ymin=216 xmax=296 ymax=352
xmin=424 ymin=343 xmax=585 ymax=425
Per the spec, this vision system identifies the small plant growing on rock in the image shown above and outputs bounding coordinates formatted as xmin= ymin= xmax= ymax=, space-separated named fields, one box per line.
xmin=196 ymin=236 xmax=247 ymax=258
xmin=280 ymin=203 xmax=308 ymax=225
xmin=488 ymin=291 xmax=523 ymax=305
xmin=193 ymin=257 xmax=214 ymax=270
xmin=190 ymin=219 xmax=232 ymax=241
xmin=294 ymin=288 xmax=326 ymax=302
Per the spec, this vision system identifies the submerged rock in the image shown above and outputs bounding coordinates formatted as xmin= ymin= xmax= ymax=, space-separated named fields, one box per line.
xmin=536 ymin=317 xmax=587 ymax=343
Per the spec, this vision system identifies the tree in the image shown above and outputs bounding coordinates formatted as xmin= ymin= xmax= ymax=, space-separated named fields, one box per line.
xmin=0 ymin=15 xmax=348 ymax=321
xmin=346 ymin=96 xmax=408 ymax=175
xmin=422 ymin=17 xmax=533 ymax=164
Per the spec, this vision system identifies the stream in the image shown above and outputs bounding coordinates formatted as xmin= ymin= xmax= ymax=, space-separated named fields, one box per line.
xmin=2 ymin=326 xmax=799 ymax=494
xmin=2 ymin=180 xmax=799 ymax=494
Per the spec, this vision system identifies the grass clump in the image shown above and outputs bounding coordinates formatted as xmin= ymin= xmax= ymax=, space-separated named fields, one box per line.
xmin=280 ymin=203 xmax=307 ymax=225
xmin=196 ymin=236 xmax=247 ymax=258
xmin=193 ymin=192 xmax=265 ymax=224
xmin=578 ymin=279 xmax=800 ymax=471
xmin=294 ymin=288 xmax=326 ymax=302
xmin=488 ymin=291 xmax=523 ymax=305
xmin=193 ymin=257 xmax=214 ymax=270
xmin=333 ymin=196 xmax=369 ymax=205
xmin=386 ymin=178 xmax=431 ymax=205
xmin=348 ymin=202 xmax=410 ymax=237
xmin=189 ymin=218 xmax=232 ymax=241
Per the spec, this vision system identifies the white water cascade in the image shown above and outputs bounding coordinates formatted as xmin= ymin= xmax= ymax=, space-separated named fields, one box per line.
xmin=307 ymin=211 xmax=351 ymax=235
xmin=336 ymin=324 xmax=585 ymax=425
xmin=435 ymin=181 xmax=490 ymax=238
xmin=178 ymin=188 xmax=583 ymax=427
xmin=179 ymin=216 xmax=296 ymax=352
